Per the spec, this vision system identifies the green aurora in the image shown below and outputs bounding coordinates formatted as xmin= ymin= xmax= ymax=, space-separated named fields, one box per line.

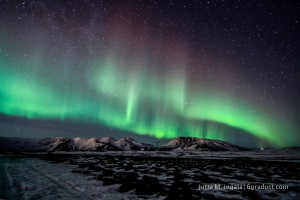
xmin=0 ymin=52 xmax=295 ymax=147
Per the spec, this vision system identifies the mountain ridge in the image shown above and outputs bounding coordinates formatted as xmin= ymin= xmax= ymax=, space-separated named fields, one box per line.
xmin=0 ymin=136 xmax=246 ymax=152
xmin=161 ymin=136 xmax=246 ymax=151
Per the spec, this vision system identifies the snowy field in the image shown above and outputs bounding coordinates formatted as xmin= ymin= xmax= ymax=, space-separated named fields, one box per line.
xmin=0 ymin=150 xmax=299 ymax=199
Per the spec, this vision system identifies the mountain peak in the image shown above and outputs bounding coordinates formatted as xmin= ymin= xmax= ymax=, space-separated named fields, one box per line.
xmin=122 ymin=137 xmax=135 ymax=141
xmin=98 ymin=136 xmax=116 ymax=143
xmin=164 ymin=137 xmax=242 ymax=151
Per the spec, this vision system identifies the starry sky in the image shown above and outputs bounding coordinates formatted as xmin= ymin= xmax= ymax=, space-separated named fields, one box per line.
xmin=0 ymin=0 xmax=299 ymax=148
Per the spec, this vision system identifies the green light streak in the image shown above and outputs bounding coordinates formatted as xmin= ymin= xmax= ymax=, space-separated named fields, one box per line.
xmin=0 ymin=53 xmax=295 ymax=147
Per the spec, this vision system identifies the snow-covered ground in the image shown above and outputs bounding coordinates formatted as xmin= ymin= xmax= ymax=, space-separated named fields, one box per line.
xmin=0 ymin=150 xmax=299 ymax=199
xmin=0 ymin=155 xmax=159 ymax=200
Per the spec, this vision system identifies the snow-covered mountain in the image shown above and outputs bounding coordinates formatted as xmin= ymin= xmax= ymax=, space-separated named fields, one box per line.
xmin=0 ymin=136 xmax=245 ymax=152
xmin=115 ymin=137 xmax=154 ymax=150
xmin=38 ymin=136 xmax=123 ymax=151
xmin=161 ymin=137 xmax=244 ymax=151
xmin=0 ymin=136 xmax=154 ymax=152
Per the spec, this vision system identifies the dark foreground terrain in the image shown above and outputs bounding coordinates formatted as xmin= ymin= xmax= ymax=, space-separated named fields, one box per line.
xmin=0 ymin=151 xmax=299 ymax=199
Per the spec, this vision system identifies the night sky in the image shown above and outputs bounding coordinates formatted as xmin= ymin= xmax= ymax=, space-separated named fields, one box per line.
xmin=0 ymin=0 xmax=299 ymax=148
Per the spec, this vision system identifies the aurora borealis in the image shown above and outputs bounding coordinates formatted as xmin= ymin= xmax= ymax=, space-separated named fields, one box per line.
xmin=0 ymin=1 xmax=299 ymax=147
